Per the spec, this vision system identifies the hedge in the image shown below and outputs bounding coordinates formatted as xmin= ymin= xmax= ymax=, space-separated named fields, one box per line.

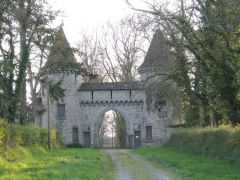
xmin=165 ymin=125 xmax=240 ymax=164
xmin=0 ymin=118 xmax=59 ymax=152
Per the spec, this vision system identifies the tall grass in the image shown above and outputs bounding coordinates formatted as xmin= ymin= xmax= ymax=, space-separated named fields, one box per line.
xmin=165 ymin=125 xmax=240 ymax=164
xmin=135 ymin=147 xmax=240 ymax=180
xmin=133 ymin=126 xmax=240 ymax=179
xmin=0 ymin=118 xmax=115 ymax=179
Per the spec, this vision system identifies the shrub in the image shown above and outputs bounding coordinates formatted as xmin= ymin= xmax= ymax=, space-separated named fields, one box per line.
xmin=0 ymin=119 xmax=8 ymax=152
xmin=21 ymin=125 xmax=41 ymax=146
xmin=56 ymin=131 xmax=62 ymax=145
xmin=9 ymin=124 xmax=22 ymax=147
xmin=50 ymin=129 xmax=56 ymax=145
xmin=0 ymin=119 xmax=60 ymax=150
xmin=39 ymin=128 xmax=48 ymax=147
xmin=165 ymin=125 xmax=240 ymax=164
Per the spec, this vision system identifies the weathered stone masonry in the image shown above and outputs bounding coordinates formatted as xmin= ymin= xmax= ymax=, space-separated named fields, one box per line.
xmin=39 ymin=27 xmax=180 ymax=148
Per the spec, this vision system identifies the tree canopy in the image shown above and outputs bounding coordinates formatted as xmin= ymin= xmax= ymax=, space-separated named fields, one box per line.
xmin=127 ymin=0 xmax=240 ymax=126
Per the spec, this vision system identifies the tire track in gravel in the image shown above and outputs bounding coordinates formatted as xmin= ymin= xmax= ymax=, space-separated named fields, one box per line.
xmin=105 ymin=149 xmax=181 ymax=180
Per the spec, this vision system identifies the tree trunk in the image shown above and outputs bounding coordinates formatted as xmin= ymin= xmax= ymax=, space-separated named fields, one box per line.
xmin=11 ymin=2 xmax=29 ymax=122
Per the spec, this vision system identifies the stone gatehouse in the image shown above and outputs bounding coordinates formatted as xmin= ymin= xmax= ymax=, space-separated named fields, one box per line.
xmin=38 ymin=27 xmax=180 ymax=148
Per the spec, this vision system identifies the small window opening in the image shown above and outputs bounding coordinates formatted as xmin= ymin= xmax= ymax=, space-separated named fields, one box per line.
xmin=72 ymin=127 xmax=79 ymax=142
xmin=146 ymin=126 xmax=152 ymax=140
xmin=158 ymin=101 xmax=167 ymax=117
xmin=57 ymin=104 xmax=65 ymax=118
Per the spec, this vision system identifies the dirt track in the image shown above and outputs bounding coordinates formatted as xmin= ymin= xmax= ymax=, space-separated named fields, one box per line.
xmin=105 ymin=149 xmax=180 ymax=180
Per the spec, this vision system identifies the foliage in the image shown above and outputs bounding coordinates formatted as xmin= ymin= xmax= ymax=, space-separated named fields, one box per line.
xmin=0 ymin=148 xmax=115 ymax=180
xmin=165 ymin=126 xmax=240 ymax=164
xmin=0 ymin=118 xmax=59 ymax=151
xmin=134 ymin=147 xmax=240 ymax=180
xmin=0 ymin=0 xmax=58 ymax=123
xmin=128 ymin=0 xmax=240 ymax=126
xmin=0 ymin=119 xmax=8 ymax=151
xmin=114 ymin=112 xmax=126 ymax=148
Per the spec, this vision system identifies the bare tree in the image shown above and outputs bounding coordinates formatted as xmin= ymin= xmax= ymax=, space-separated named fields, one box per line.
xmin=76 ymin=14 xmax=150 ymax=83
xmin=99 ymin=14 xmax=149 ymax=82
xmin=76 ymin=30 xmax=106 ymax=82
xmin=98 ymin=115 xmax=111 ymax=148
xmin=27 ymin=28 xmax=55 ymax=123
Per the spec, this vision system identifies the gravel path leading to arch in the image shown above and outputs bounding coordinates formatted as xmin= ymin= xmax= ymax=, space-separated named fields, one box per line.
xmin=105 ymin=149 xmax=181 ymax=180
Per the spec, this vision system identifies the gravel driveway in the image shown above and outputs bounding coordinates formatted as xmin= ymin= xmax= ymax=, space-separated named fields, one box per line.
xmin=105 ymin=149 xmax=181 ymax=180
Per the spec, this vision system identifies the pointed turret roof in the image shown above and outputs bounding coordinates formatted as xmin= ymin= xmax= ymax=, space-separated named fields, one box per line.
xmin=43 ymin=26 xmax=79 ymax=70
xmin=138 ymin=30 xmax=175 ymax=72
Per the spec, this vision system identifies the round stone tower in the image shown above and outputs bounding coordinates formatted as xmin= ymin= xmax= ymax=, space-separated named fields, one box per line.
xmin=138 ymin=30 xmax=180 ymax=142
xmin=40 ymin=27 xmax=82 ymax=142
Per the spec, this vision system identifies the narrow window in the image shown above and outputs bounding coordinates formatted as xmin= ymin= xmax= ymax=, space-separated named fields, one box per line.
xmin=159 ymin=101 xmax=167 ymax=117
xmin=91 ymin=91 xmax=94 ymax=100
xmin=146 ymin=126 xmax=152 ymax=140
xmin=72 ymin=127 xmax=79 ymax=142
xmin=57 ymin=104 xmax=65 ymax=118
xmin=111 ymin=90 xmax=113 ymax=99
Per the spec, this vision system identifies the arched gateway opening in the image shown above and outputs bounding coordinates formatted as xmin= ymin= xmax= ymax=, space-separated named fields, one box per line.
xmin=98 ymin=110 xmax=126 ymax=149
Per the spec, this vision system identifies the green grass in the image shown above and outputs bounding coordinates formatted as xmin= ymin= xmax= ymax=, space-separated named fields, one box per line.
xmin=0 ymin=147 xmax=115 ymax=180
xmin=134 ymin=147 xmax=240 ymax=180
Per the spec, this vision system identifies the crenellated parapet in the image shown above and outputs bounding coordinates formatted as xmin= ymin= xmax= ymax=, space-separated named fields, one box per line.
xmin=79 ymin=100 xmax=143 ymax=107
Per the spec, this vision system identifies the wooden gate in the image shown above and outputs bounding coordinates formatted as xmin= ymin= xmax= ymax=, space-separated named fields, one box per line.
xmin=83 ymin=132 xmax=90 ymax=147
xmin=134 ymin=131 xmax=141 ymax=148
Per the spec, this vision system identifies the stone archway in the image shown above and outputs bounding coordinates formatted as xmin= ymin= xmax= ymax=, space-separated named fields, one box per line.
xmin=93 ymin=107 xmax=129 ymax=148
xmin=79 ymin=101 xmax=144 ymax=148
xmin=97 ymin=110 xmax=127 ymax=148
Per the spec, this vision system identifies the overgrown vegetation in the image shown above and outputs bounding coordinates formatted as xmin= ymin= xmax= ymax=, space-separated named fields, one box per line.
xmin=134 ymin=126 xmax=240 ymax=179
xmin=0 ymin=118 xmax=115 ymax=179
xmin=165 ymin=126 xmax=240 ymax=164
xmin=0 ymin=0 xmax=59 ymax=123
xmin=0 ymin=118 xmax=58 ymax=151
xmin=128 ymin=0 xmax=240 ymax=126
xmin=0 ymin=147 xmax=115 ymax=180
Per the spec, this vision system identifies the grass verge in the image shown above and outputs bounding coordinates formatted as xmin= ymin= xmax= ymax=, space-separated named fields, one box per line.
xmin=0 ymin=147 xmax=115 ymax=180
xmin=100 ymin=150 xmax=116 ymax=180
xmin=134 ymin=147 xmax=240 ymax=180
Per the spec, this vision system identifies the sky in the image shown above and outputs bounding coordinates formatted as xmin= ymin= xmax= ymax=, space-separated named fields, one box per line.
xmin=27 ymin=0 xmax=143 ymax=102
xmin=50 ymin=0 xmax=135 ymax=45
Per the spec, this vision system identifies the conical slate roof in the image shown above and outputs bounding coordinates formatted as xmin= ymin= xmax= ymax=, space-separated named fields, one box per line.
xmin=138 ymin=30 xmax=175 ymax=71
xmin=43 ymin=27 xmax=78 ymax=70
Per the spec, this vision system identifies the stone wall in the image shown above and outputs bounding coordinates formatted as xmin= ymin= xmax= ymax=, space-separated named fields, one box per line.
xmin=40 ymin=70 xmax=179 ymax=147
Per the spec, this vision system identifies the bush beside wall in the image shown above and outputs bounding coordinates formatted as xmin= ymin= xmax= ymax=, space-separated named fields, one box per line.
xmin=165 ymin=126 xmax=240 ymax=164
xmin=0 ymin=118 xmax=59 ymax=151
